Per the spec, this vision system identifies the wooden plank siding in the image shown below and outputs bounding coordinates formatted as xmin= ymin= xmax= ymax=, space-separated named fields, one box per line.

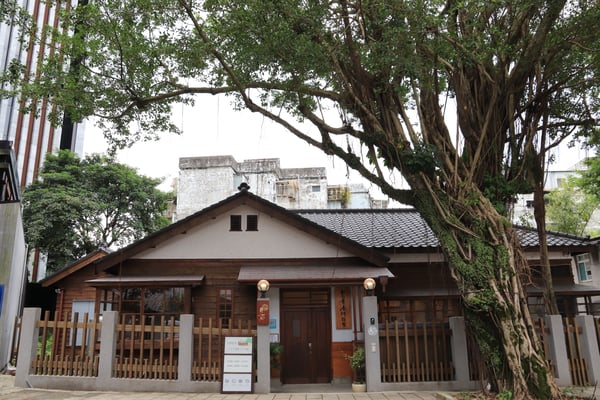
xmin=49 ymin=258 xmax=258 ymax=324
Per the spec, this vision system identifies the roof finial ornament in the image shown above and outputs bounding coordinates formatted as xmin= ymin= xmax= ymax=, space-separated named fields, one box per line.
xmin=238 ymin=182 xmax=251 ymax=192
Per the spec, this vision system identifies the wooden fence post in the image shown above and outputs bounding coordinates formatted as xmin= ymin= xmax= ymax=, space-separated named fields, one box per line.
xmin=15 ymin=308 xmax=41 ymax=387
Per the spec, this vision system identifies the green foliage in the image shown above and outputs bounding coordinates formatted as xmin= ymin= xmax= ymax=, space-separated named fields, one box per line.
xmin=578 ymin=152 xmax=600 ymax=199
xmin=545 ymin=176 xmax=599 ymax=236
xmin=270 ymin=342 xmax=283 ymax=370
xmin=6 ymin=0 xmax=600 ymax=395
xmin=497 ymin=390 xmax=513 ymax=400
xmin=37 ymin=331 xmax=53 ymax=357
xmin=345 ymin=346 xmax=365 ymax=383
xmin=22 ymin=150 xmax=171 ymax=273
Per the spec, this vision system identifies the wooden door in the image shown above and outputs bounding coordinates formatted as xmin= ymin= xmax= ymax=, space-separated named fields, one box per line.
xmin=281 ymin=289 xmax=331 ymax=384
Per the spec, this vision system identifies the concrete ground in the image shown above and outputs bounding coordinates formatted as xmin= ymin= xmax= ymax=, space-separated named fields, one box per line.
xmin=0 ymin=375 xmax=449 ymax=400
xmin=2 ymin=375 xmax=597 ymax=400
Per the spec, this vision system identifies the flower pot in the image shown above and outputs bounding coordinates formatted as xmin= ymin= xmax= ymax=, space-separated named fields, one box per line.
xmin=352 ymin=382 xmax=366 ymax=392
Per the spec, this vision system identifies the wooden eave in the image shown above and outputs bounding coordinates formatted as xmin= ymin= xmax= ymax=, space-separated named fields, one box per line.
xmin=40 ymin=248 xmax=110 ymax=287
xmin=93 ymin=191 xmax=389 ymax=272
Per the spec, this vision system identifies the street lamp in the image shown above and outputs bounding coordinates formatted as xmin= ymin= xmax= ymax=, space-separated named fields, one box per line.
xmin=363 ymin=278 xmax=376 ymax=295
xmin=257 ymin=279 xmax=270 ymax=298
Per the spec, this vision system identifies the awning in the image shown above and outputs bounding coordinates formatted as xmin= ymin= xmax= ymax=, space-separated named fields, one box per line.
xmin=526 ymin=283 xmax=600 ymax=297
xmin=238 ymin=265 xmax=393 ymax=283
xmin=86 ymin=275 xmax=205 ymax=287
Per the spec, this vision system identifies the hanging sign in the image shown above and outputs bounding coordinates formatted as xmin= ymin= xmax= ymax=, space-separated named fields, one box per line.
xmin=256 ymin=298 xmax=270 ymax=325
xmin=335 ymin=287 xmax=352 ymax=329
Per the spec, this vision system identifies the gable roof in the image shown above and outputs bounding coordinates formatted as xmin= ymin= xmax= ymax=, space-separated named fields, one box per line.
xmin=40 ymin=247 xmax=111 ymax=287
xmin=295 ymin=209 xmax=594 ymax=251
xmin=93 ymin=189 xmax=390 ymax=271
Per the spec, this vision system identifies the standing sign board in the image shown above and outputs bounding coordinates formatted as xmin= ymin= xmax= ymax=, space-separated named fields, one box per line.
xmin=221 ymin=336 xmax=254 ymax=393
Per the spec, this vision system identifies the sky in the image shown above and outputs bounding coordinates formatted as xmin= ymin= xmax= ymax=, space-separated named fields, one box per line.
xmin=82 ymin=94 xmax=590 ymax=196
xmin=82 ymin=95 xmax=402 ymax=196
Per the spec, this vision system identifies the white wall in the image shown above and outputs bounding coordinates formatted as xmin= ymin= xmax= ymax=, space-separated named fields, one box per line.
xmin=0 ymin=203 xmax=27 ymax=369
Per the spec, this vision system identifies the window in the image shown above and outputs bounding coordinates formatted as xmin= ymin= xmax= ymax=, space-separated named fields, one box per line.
xmin=100 ymin=287 xmax=184 ymax=323
xmin=217 ymin=288 xmax=233 ymax=328
xmin=72 ymin=300 xmax=95 ymax=345
xmin=276 ymin=180 xmax=298 ymax=198
xmin=311 ymin=185 xmax=321 ymax=192
xmin=230 ymin=215 xmax=242 ymax=231
xmin=576 ymin=253 xmax=592 ymax=282
xmin=246 ymin=215 xmax=258 ymax=231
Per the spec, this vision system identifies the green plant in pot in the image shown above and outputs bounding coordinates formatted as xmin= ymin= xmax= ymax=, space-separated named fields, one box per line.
xmin=346 ymin=346 xmax=365 ymax=384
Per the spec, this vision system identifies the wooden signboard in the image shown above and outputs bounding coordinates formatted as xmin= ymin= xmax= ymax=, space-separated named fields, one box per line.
xmin=335 ymin=287 xmax=352 ymax=329
xmin=221 ymin=336 xmax=254 ymax=393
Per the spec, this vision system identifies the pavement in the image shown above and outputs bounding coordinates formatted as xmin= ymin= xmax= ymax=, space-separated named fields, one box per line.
xmin=2 ymin=375 xmax=598 ymax=400
xmin=0 ymin=375 xmax=450 ymax=400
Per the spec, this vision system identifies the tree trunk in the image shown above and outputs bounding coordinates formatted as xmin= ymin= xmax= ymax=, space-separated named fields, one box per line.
xmin=410 ymin=181 xmax=563 ymax=399
xmin=533 ymin=181 xmax=560 ymax=315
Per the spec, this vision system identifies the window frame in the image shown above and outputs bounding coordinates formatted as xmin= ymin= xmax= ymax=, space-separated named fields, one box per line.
xmin=217 ymin=287 xmax=234 ymax=328
xmin=230 ymin=215 xmax=242 ymax=231
xmin=246 ymin=214 xmax=258 ymax=231
xmin=576 ymin=253 xmax=592 ymax=282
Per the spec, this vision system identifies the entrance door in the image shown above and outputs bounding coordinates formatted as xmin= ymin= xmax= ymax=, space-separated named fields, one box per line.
xmin=281 ymin=289 xmax=331 ymax=384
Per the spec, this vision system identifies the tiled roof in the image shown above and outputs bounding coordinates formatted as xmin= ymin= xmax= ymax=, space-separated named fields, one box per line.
xmin=295 ymin=209 xmax=592 ymax=249
xmin=296 ymin=209 xmax=438 ymax=248
xmin=517 ymin=227 xmax=591 ymax=248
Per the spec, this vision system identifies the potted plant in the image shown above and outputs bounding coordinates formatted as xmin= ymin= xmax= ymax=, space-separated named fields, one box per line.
xmin=270 ymin=342 xmax=283 ymax=378
xmin=346 ymin=346 xmax=366 ymax=392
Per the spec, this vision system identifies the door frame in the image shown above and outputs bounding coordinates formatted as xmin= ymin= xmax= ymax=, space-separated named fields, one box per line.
xmin=280 ymin=288 xmax=332 ymax=384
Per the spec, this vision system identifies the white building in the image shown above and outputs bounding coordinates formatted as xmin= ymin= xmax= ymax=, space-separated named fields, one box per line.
xmin=176 ymin=155 xmax=388 ymax=220
xmin=1 ymin=1 xmax=86 ymax=188
xmin=1 ymin=0 xmax=88 ymax=370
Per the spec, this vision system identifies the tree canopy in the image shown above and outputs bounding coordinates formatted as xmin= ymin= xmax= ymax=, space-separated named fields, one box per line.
xmin=22 ymin=150 xmax=171 ymax=273
xmin=4 ymin=0 xmax=600 ymax=397
xmin=546 ymin=176 xmax=599 ymax=236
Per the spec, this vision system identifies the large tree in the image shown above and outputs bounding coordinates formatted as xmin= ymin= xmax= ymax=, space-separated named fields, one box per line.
xmin=3 ymin=0 xmax=600 ymax=397
xmin=23 ymin=150 xmax=171 ymax=273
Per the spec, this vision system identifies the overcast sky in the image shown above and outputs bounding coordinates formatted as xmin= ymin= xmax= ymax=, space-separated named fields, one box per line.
xmin=82 ymin=95 xmax=589 ymax=195
xmin=82 ymin=95 xmax=402 ymax=195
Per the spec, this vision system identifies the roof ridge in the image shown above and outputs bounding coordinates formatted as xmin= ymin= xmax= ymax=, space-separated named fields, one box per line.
xmin=293 ymin=208 xmax=418 ymax=213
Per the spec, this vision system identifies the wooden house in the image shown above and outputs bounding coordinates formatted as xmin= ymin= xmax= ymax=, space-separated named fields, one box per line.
xmin=39 ymin=185 xmax=600 ymax=385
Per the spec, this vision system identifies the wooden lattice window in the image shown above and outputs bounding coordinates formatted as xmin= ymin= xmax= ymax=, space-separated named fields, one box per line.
xmin=246 ymin=215 xmax=258 ymax=231
xmin=230 ymin=215 xmax=242 ymax=231
xmin=218 ymin=288 xmax=233 ymax=328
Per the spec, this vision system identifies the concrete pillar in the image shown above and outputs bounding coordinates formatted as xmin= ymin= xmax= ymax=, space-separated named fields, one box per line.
xmin=15 ymin=307 xmax=41 ymax=387
xmin=178 ymin=314 xmax=194 ymax=384
xmin=449 ymin=317 xmax=471 ymax=386
xmin=362 ymin=295 xmax=382 ymax=392
xmin=575 ymin=315 xmax=600 ymax=385
xmin=544 ymin=315 xmax=571 ymax=386
xmin=255 ymin=323 xmax=270 ymax=393
xmin=97 ymin=311 xmax=117 ymax=382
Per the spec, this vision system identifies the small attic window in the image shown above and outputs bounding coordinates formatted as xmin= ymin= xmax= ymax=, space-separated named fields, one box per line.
xmin=246 ymin=215 xmax=258 ymax=231
xmin=230 ymin=215 xmax=242 ymax=231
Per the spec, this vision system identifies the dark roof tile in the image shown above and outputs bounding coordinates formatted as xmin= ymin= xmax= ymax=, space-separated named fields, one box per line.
xmin=295 ymin=209 xmax=592 ymax=249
